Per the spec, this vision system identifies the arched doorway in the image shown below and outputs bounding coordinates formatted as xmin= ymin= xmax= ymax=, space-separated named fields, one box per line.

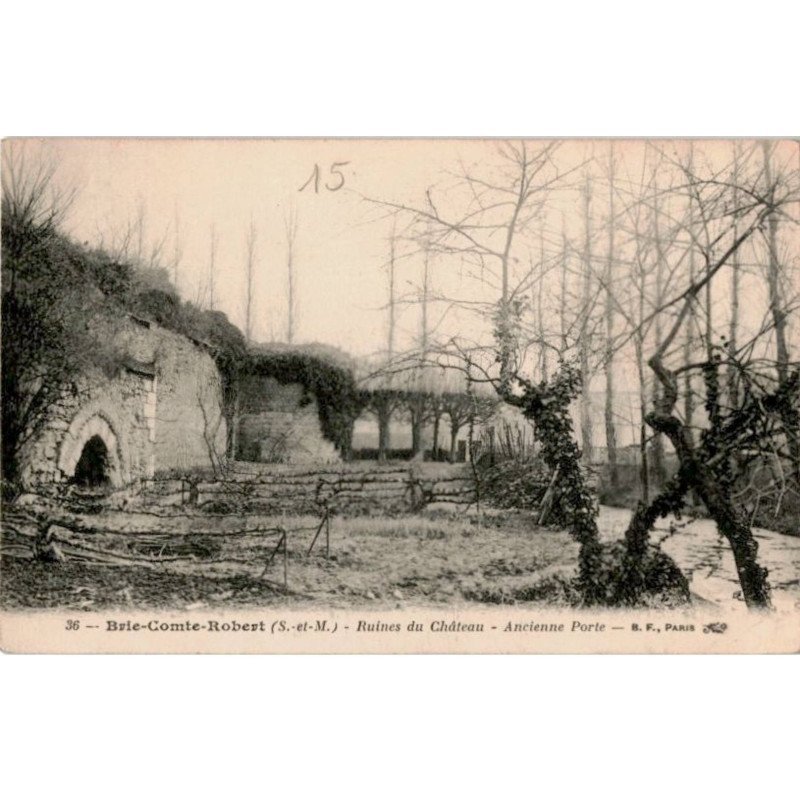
xmin=58 ymin=410 xmax=128 ymax=489
xmin=72 ymin=435 xmax=111 ymax=487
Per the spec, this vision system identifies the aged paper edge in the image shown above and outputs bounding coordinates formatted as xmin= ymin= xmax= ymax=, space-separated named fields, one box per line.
xmin=2 ymin=607 xmax=798 ymax=654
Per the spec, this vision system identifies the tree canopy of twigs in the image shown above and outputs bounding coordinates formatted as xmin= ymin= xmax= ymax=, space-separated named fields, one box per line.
xmin=366 ymin=139 xmax=800 ymax=607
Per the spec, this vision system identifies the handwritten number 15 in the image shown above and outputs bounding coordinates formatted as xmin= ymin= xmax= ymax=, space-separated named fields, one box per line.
xmin=299 ymin=162 xmax=350 ymax=193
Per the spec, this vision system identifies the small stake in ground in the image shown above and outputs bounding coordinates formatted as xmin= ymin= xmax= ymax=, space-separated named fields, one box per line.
xmin=261 ymin=528 xmax=288 ymax=591
xmin=307 ymin=508 xmax=331 ymax=559
xmin=283 ymin=530 xmax=288 ymax=592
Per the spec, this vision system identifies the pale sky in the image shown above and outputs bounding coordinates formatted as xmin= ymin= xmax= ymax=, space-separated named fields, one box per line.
xmin=6 ymin=137 xmax=799 ymax=447
xmin=46 ymin=138 xmax=522 ymax=355
xmin=15 ymin=138 xmax=800 ymax=384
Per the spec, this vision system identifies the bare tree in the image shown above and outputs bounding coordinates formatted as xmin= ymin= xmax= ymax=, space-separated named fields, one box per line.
xmin=244 ymin=217 xmax=257 ymax=344
xmin=762 ymin=139 xmax=800 ymax=487
xmin=603 ymin=142 xmax=619 ymax=489
xmin=93 ymin=198 xmax=170 ymax=277
xmin=406 ymin=390 xmax=431 ymax=460
xmin=410 ymin=229 xmax=434 ymax=458
xmin=171 ymin=202 xmax=184 ymax=290
xmin=558 ymin=221 xmax=571 ymax=352
xmin=727 ymin=142 xmax=742 ymax=406
xmin=387 ymin=216 xmax=398 ymax=359
xmin=364 ymin=387 xmax=403 ymax=462
xmin=208 ymin=223 xmax=218 ymax=311
xmin=616 ymin=167 xmax=659 ymax=503
xmin=1 ymin=144 xmax=123 ymax=486
xmin=533 ymin=225 xmax=549 ymax=381
xmin=441 ymin=388 xmax=496 ymax=462
xmin=367 ymin=139 xmax=799 ymax=609
xmin=369 ymin=217 xmax=403 ymax=461
xmin=681 ymin=145 xmax=698 ymax=443
xmin=369 ymin=142 xmax=608 ymax=603
xmin=1 ymin=143 xmax=77 ymax=281
xmin=284 ymin=205 xmax=298 ymax=344
xmin=579 ymin=174 xmax=595 ymax=464
xmin=649 ymin=167 xmax=668 ymax=487
xmin=619 ymin=146 xmax=800 ymax=608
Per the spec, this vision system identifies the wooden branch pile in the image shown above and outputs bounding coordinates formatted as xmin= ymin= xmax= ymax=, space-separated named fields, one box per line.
xmin=1 ymin=506 xmax=333 ymax=592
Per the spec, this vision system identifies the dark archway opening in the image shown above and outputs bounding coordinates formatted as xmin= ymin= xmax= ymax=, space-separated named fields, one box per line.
xmin=72 ymin=435 xmax=111 ymax=487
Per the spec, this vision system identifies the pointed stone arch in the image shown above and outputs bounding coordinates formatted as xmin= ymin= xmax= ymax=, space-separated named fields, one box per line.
xmin=58 ymin=404 xmax=130 ymax=488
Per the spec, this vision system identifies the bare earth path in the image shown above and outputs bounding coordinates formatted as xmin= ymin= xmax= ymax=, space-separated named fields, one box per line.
xmin=598 ymin=506 xmax=800 ymax=611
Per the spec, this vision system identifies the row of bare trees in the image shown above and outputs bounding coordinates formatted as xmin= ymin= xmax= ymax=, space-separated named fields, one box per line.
xmin=239 ymin=208 xmax=300 ymax=345
xmin=360 ymin=376 xmax=497 ymax=462
xmin=367 ymin=139 xmax=799 ymax=607
xmin=362 ymin=212 xmax=498 ymax=461
xmin=96 ymin=195 xmax=302 ymax=347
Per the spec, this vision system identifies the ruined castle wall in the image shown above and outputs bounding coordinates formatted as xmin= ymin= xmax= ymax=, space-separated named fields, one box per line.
xmin=19 ymin=367 xmax=154 ymax=489
xmin=119 ymin=321 xmax=227 ymax=474
xmin=20 ymin=316 xmax=227 ymax=490
xmin=237 ymin=377 xmax=339 ymax=464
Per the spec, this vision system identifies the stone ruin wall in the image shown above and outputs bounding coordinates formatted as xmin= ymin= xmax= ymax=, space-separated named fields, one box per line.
xmin=19 ymin=316 xmax=227 ymax=491
xmin=19 ymin=366 xmax=155 ymax=489
xmin=120 ymin=320 xmax=228 ymax=475
xmin=237 ymin=377 xmax=340 ymax=464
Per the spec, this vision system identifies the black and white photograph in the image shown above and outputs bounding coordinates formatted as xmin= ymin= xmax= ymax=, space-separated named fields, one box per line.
xmin=4 ymin=7 xmax=800 ymax=800
xmin=1 ymin=137 xmax=798 ymax=653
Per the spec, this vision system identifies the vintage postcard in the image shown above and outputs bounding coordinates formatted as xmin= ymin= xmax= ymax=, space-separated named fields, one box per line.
xmin=1 ymin=137 xmax=798 ymax=653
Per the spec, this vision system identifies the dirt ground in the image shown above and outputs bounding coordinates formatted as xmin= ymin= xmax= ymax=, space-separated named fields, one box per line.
xmin=0 ymin=510 xmax=581 ymax=611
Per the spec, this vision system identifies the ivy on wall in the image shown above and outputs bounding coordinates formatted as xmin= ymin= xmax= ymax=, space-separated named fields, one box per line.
xmin=244 ymin=351 xmax=366 ymax=455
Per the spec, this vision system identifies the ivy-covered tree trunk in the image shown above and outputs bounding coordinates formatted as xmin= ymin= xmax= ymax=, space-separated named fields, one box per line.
xmin=698 ymin=481 xmax=771 ymax=607
xmin=672 ymin=448 xmax=769 ymax=608
xmin=619 ymin=470 xmax=690 ymax=603
xmin=649 ymin=382 xmax=668 ymax=488
xmin=510 ymin=364 xmax=605 ymax=604
xmin=632 ymin=357 xmax=776 ymax=609
xmin=617 ymin=415 xmax=772 ymax=608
